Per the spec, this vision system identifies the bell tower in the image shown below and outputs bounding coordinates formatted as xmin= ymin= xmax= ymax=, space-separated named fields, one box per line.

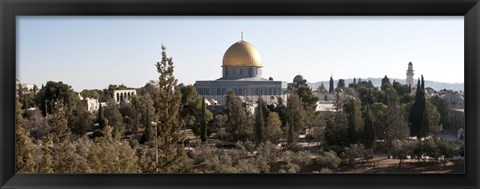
xmin=406 ymin=61 xmax=414 ymax=89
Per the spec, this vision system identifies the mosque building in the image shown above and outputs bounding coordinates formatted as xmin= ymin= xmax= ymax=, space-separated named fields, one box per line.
xmin=195 ymin=35 xmax=288 ymax=105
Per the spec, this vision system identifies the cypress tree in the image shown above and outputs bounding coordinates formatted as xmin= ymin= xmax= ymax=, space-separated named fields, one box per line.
xmin=329 ymin=77 xmax=334 ymax=93
xmin=200 ymin=96 xmax=207 ymax=143
xmin=286 ymin=93 xmax=305 ymax=148
xmin=409 ymin=75 xmax=428 ymax=138
xmin=254 ymin=96 xmax=266 ymax=145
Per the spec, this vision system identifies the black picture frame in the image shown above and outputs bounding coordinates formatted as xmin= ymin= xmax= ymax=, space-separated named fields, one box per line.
xmin=1 ymin=0 xmax=478 ymax=188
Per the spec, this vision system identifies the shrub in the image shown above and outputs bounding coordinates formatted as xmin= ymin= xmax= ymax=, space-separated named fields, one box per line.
xmin=435 ymin=138 xmax=457 ymax=166
xmin=343 ymin=144 xmax=366 ymax=165
xmin=316 ymin=150 xmax=341 ymax=170
xmin=391 ymin=140 xmax=413 ymax=166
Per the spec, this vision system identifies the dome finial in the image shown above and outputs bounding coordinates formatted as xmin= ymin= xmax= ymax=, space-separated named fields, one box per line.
xmin=241 ymin=31 xmax=244 ymax=41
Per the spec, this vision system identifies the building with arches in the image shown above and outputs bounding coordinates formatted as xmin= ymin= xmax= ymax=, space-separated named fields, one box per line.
xmin=195 ymin=36 xmax=287 ymax=105
xmin=113 ymin=89 xmax=137 ymax=104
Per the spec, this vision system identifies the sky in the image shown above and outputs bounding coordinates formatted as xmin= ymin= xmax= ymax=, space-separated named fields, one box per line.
xmin=17 ymin=16 xmax=464 ymax=92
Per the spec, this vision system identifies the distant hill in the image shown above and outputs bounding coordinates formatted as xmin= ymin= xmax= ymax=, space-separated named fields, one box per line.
xmin=308 ymin=77 xmax=464 ymax=92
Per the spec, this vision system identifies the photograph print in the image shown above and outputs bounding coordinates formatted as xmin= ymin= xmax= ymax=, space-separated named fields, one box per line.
xmin=15 ymin=16 xmax=465 ymax=174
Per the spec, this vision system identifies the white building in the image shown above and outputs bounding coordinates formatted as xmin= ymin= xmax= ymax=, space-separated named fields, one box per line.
xmin=113 ymin=89 xmax=137 ymax=104
xmin=406 ymin=61 xmax=414 ymax=89
xmin=80 ymin=98 xmax=100 ymax=112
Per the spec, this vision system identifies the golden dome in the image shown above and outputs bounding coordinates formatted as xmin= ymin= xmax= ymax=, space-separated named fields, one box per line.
xmin=222 ymin=40 xmax=262 ymax=67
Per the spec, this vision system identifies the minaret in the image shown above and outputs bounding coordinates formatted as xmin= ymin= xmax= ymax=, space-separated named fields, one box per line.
xmin=406 ymin=61 xmax=414 ymax=88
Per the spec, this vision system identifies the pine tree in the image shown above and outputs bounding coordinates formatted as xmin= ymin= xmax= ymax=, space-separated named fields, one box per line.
xmin=317 ymin=83 xmax=327 ymax=93
xmin=16 ymin=97 xmax=37 ymax=173
xmin=383 ymin=102 xmax=409 ymax=158
xmin=225 ymin=90 xmax=253 ymax=142
xmin=103 ymin=97 xmax=124 ymax=139
xmin=153 ymin=45 xmax=192 ymax=173
xmin=131 ymin=93 xmax=156 ymax=142
xmin=47 ymin=102 xmax=71 ymax=144
xmin=343 ymin=98 xmax=363 ymax=144
xmin=324 ymin=111 xmax=349 ymax=147
xmin=38 ymin=134 xmax=54 ymax=173
xmin=381 ymin=75 xmax=391 ymax=91
xmin=254 ymin=96 xmax=266 ymax=145
xmin=264 ymin=112 xmax=283 ymax=144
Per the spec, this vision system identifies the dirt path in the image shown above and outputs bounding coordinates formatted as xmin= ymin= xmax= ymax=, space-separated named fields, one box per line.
xmin=335 ymin=157 xmax=464 ymax=174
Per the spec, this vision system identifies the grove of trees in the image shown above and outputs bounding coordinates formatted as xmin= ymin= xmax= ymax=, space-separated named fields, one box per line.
xmin=16 ymin=46 xmax=460 ymax=173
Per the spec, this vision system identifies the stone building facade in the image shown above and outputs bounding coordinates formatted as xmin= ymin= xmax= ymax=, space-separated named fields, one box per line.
xmin=113 ymin=89 xmax=137 ymax=104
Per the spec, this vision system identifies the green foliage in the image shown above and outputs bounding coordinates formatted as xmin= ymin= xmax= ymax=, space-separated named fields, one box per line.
xmin=38 ymin=135 xmax=54 ymax=173
xmin=16 ymin=98 xmax=38 ymax=173
xmin=179 ymin=85 xmax=213 ymax=137
xmin=103 ymin=97 xmax=124 ymax=139
xmin=264 ymin=112 xmax=283 ymax=144
xmin=254 ymin=97 xmax=266 ymax=145
xmin=409 ymin=138 xmax=439 ymax=162
xmin=93 ymin=136 xmax=139 ymax=172
xmin=317 ymin=82 xmax=327 ymax=93
xmin=329 ymin=77 xmax=334 ymax=93
xmin=47 ymin=102 xmax=71 ymax=143
xmin=324 ymin=111 xmax=349 ymax=147
xmin=296 ymin=83 xmax=319 ymax=109
xmin=153 ymin=45 xmax=192 ymax=173
xmin=36 ymin=81 xmax=80 ymax=117
xmin=342 ymin=144 xmax=368 ymax=165
xmin=337 ymin=79 xmax=346 ymax=91
xmin=391 ymin=140 xmax=413 ymax=166
xmin=381 ymin=75 xmax=391 ymax=91
xmin=130 ymin=93 xmax=155 ymax=141
xmin=200 ymin=96 xmax=208 ymax=143
xmin=370 ymin=98 xmax=409 ymax=158
xmin=213 ymin=114 xmax=228 ymax=139
xmin=425 ymin=101 xmax=441 ymax=136
xmin=120 ymin=101 xmax=140 ymax=135
xmin=409 ymin=75 xmax=436 ymax=138
xmin=80 ymin=89 xmax=102 ymax=100
xmin=435 ymin=138 xmax=457 ymax=166
xmin=429 ymin=95 xmax=452 ymax=131
xmin=21 ymin=92 xmax=38 ymax=109
xmin=70 ymin=107 xmax=94 ymax=136
xmin=343 ymin=98 xmax=363 ymax=144
xmin=362 ymin=106 xmax=375 ymax=149
xmin=24 ymin=108 xmax=48 ymax=140
xmin=316 ymin=150 xmax=341 ymax=170
xmin=286 ymin=93 xmax=305 ymax=147
xmin=225 ymin=90 xmax=253 ymax=142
